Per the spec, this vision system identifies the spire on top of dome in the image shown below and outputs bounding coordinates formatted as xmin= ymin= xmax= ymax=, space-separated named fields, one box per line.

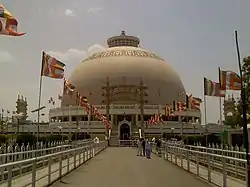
xmin=121 ymin=30 xmax=126 ymax=36
xmin=107 ymin=30 xmax=140 ymax=48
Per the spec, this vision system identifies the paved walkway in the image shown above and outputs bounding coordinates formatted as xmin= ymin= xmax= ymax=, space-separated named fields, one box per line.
xmin=51 ymin=148 xmax=212 ymax=187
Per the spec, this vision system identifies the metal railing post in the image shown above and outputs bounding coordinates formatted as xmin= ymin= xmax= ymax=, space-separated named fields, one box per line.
xmin=7 ymin=165 xmax=12 ymax=187
xmin=48 ymin=156 xmax=52 ymax=184
xmin=59 ymin=153 xmax=62 ymax=178
xmin=207 ymin=152 xmax=211 ymax=183
xmin=222 ymin=153 xmax=227 ymax=187
xmin=31 ymin=160 xmax=36 ymax=187
xmin=196 ymin=152 xmax=199 ymax=176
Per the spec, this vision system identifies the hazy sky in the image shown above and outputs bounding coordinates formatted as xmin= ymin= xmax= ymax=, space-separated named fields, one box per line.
xmin=0 ymin=0 xmax=249 ymax=123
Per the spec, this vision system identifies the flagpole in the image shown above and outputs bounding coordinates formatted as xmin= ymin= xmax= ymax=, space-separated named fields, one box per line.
xmin=203 ymin=78 xmax=208 ymax=147
xmin=235 ymin=30 xmax=250 ymax=186
xmin=36 ymin=52 xmax=44 ymax=146
xmin=218 ymin=67 xmax=224 ymax=143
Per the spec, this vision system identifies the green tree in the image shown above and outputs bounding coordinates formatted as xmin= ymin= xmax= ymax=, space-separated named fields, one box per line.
xmin=242 ymin=56 xmax=250 ymax=104
xmin=231 ymin=56 xmax=250 ymax=126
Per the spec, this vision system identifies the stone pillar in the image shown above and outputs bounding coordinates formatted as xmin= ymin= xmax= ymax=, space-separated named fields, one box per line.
xmin=227 ymin=131 xmax=232 ymax=146
xmin=135 ymin=114 xmax=139 ymax=127
xmin=111 ymin=114 xmax=114 ymax=126
xmin=88 ymin=114 xmax=91 ymax=133
xmin=192 ymin=116 xmax=195 ymax=123
xmin=178 ymin=116 xmax=183 ymax=137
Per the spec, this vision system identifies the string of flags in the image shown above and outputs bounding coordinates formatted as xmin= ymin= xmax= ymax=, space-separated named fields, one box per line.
xmin=146 ymin=114 xmax=163 ymax=127
xmin=0 ymin=4 xmax=25 ymax=36
xmin=48 ymin=97 xmax=55 ymax=105
xmin=40 ymin=51 xmax=112 ymax=129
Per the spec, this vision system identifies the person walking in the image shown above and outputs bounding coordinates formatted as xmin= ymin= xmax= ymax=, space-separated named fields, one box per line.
xmin=156 ymin=138 xmax=162 ymax=156
xmin=137 ymin=138 xmax=143 ymax=156
xmin=145 ymin=140 xmax=151 ymax=159
xmin=142 ymin=138 xmax=146 ymax=156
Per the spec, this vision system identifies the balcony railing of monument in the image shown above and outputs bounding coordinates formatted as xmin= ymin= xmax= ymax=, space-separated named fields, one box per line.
xmin=50 ymin=104 xmax=203 ymax=111
xmin=0 ymin=141 xmax=107 ymax=187
xmin=151 ymin=142 xmax=247 ymax=186
xmin=50 ymin=105 xmax=161 ymax=111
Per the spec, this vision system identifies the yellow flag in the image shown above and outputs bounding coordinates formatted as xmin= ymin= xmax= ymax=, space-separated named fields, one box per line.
xmin=0 ymin=4 xmax=15 ymax=19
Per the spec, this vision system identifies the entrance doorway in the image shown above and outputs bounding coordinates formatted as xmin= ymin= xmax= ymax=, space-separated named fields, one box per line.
xmin=120 ymin=123 xmax=130 ymax=140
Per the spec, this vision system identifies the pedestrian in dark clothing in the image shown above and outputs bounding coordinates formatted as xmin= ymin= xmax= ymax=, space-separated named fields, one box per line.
xmin=142 ymin=139 xmax=146 ymax=156
xmin=156 ymin=139 xmax=161 ymax=155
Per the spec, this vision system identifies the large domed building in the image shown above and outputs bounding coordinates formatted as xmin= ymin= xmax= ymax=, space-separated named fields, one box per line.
xmin=49 ymin=31 xmax=201 ymax=143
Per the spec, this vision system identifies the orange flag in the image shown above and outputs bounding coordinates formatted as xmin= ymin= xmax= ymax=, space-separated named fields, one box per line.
xmin=0 ymin=4 xmax=26 ymax=36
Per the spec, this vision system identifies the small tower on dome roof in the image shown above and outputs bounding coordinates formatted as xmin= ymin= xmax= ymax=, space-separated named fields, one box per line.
xmin=107 ymin=30 xmax=140 ymax=48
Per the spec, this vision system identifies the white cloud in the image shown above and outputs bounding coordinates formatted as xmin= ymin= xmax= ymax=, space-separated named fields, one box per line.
xmin=48 ymin=49 xmax=86 ymax=63
xmin=87 ymin=7 xmax=103 ymax=13
xmin=64 ymin=9 xmax=76 ymax=16
xmin=48 ymin=44 xmax=106 ymax=63
xmin=87 ymin=44 xmax=106 ymax=55
xmin=47 ymin=44 xmax=106 ymax=82
xmin=0 ymin=51 xmax=13 ymax=63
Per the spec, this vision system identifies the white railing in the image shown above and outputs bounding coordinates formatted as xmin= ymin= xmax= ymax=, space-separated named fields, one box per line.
xmin=151 ymin=142 xmax=246 ymax=187
xmin=0 ymin=141 xmax=107 ymax=187
xmin=0 ymin=140 xmax=92 ymax=164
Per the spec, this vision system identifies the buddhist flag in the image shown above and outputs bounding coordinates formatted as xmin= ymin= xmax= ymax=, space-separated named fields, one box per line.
xmin=219 ymin=68 xmax=241 ymax=91
xmin=64 ymin=79 xmax=75 ymax=95
xmin=0 ymin=4 xmax=25 ymax=36
xmin=41 ymin=52 xmax=66 ymax=79
xmin=190 ymin=96 xmax=202 ymax=110
xmin=173 ymin=101 xmax=177 ymax=111
xmin=165 ymin=105 xmax=170 ymax=116
xmin=204 ymin=77 xmax=225 ymax=97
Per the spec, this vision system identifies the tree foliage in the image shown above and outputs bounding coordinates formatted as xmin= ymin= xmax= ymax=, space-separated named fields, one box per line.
xmin=232 ymin=56 xmax=250 ymax=126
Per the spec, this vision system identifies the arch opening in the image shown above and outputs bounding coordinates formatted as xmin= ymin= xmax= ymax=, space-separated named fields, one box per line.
xmin=119 ymin=123 xmax=130 ymax=140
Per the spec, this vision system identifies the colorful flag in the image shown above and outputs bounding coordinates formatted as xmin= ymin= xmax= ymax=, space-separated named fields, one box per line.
xmin=219 ymin=68 xmax=241 ymax=91
xmin=0 ymin=4 xmax=25 ymax=36
xmin=178 ymin=101 xmax=187 ymax=111
xmin=173 ymin=101 xmax=177 ymax=111
xmin=190 ymin=96 xmax=202 ymax=110
xmin=63 ymin=79 xmax=75 ymax=95
xmin=165 ymin=105 xmax=170 ymax=116
xmin=204 ymin=77 xmax=225 ymax=97
xmin=41 ymin=52 xmax=66 ymax=79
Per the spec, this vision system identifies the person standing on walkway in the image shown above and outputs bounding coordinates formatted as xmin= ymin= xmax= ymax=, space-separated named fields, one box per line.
xmin=137 ymin=138 xmax=143 ymax=156
xmin=145 ymin=139 xmax=151 ymax=159
xmin=142 ymin=138 xmax=146 ymax=156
